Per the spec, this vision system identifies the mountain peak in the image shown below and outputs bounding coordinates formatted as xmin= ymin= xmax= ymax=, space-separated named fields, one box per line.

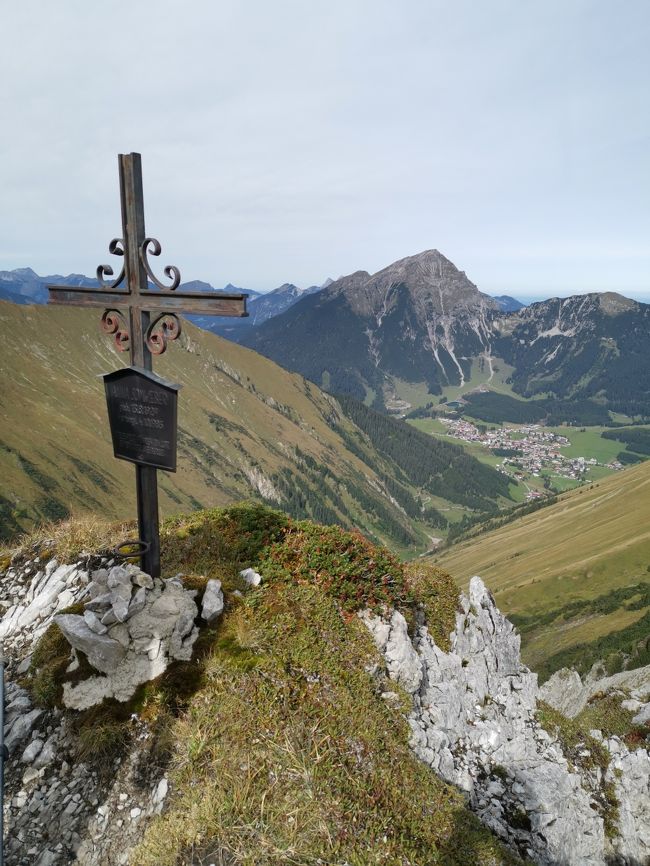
xmin=598 ymin=291 xmax=638 ymax=315
xmin=326 ymin=250 xmax=496 ymax=318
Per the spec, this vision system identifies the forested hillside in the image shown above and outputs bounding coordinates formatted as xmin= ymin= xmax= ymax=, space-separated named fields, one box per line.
xmin=337 ymin=396 xmax=516 ymax=512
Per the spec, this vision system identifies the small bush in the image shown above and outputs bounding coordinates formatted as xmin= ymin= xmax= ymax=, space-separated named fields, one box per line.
xmin=161 ymin=502 xmax=289 ymax=578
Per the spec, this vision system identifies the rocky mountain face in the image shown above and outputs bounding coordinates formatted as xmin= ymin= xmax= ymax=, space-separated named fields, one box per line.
xmin=492 ymin=295 xmax=525 ymax=312
xmin=237 ymin=252 xmax=650 ymax=416
xmin=1 ymin=540 xmax=648 ymax=865
xmin=363 ymin=577 xmax=650 ymax=866
xmin=244 ymin=250 xmax=500 ymax=399
xmin=494 ymin=293 xmax=650 ymax=416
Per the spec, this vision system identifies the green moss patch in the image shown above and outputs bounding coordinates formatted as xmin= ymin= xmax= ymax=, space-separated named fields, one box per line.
xmin=258 ymin=521 xmax=408 ymax=613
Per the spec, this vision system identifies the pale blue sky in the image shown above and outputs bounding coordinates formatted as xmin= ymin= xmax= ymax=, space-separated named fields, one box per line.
xmin=1 ymin=0 xmax=649 ymax=300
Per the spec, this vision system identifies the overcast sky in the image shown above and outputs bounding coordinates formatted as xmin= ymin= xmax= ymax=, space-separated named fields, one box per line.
xmin=1 ymin=0 xmax=649 ymax=299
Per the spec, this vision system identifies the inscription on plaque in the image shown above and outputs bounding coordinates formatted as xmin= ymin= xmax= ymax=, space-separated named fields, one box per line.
xmin=103 ymin=367 xmax=180 ymax=472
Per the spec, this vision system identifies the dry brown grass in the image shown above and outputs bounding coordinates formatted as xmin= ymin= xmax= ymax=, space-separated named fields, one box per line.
xmin=0 ymin=513 xmax=136 ymax=563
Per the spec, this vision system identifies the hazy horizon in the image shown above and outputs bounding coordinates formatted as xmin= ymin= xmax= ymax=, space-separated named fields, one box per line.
xmin=2 ymin=258 xmax=650 ymax=306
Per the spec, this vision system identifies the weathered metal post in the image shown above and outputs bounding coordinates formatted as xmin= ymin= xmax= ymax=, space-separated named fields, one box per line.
xmin=118 ymin=154 xmax=160 ymax=578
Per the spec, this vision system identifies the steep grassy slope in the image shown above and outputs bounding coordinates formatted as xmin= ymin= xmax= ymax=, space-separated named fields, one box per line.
xmin=0 ymin=302 xmax=510 ymax=553
xmin=0 ymin=303 xmax=406 ymax=549
xmin=433 ymin=462 xmax=650 ymax=678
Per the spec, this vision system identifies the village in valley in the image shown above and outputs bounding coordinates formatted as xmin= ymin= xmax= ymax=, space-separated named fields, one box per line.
xmin=438 ymin=417 xmax=623 ymax=499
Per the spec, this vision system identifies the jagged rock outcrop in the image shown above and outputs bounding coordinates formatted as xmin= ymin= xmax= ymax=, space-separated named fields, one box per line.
xmin=362 ymin=576 xmax=650 ymax=866
xmin=540 ymin=663 xmax=650 ymax=720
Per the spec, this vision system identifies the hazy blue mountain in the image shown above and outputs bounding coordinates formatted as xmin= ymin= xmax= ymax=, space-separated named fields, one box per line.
xmin=197 ymin=280 xmax=326 ymax=340
xmin=491 ymin=295 xmax=525 ymax=312
xmin=0 ymin=268 xmax=99 ymax=304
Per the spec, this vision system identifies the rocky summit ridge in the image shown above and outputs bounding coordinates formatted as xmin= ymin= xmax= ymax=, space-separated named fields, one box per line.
xmin=327 ymin=249 xmax=498 ymax=318
xmin=0 ymin=515 xmax=648 ymax=866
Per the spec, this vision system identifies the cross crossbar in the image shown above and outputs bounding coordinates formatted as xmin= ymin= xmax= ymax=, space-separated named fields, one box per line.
xmin=48 ymin=285 xmax=247 ymax=316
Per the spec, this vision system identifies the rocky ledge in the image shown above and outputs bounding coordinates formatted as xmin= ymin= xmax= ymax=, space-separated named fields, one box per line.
xmin=362 ymin=576 xmax=650 ymax=866
xmin=1 ymin=548 xmax=648 ymax=866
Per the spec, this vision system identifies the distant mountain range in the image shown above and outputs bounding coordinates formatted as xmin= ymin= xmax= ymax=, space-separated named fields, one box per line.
xmin=0 ymin=268 xmax=99 ymax=305
xmin=188 ymin=280 xmax=329 ymax=339
xmin=0 ymin=265 xmax=522 ymax=335
xmin=5 ymin=256 xmax=647 ymax=423
xmin=240 ymin=250 xmax=650 ymax=420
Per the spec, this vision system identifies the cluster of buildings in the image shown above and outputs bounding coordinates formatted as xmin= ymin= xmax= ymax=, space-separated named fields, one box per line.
xmin=439 ymin=418 xmax=619 ymax=496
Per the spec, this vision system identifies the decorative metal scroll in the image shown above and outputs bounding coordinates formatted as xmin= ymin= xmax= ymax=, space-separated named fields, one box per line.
xmin=140 ymin=238 xmax=181 ymax=291
xmin=96 ymin=239 xmax=126 ymax=289
xmin=146 ymin=313 xmax=181 ymax=355
xmin=101 ymin=309 xmax=130 ymax=352
xmin=97 ymin=235 xmax=182 ymax=352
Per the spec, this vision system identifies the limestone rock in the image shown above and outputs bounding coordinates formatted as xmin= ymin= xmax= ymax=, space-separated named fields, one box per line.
xmin=240 ymin=567 xmax=262 ymax=587
xmin=83 ymin=609 xmax=108 ymax=635
xmin=46 ymin=567 xmax=201 ymax=707
xmin=361 ymin=575 xmax=650 ymax=866
xmin=362 ymin=609 xmax=422 ymax=694
xmin=54 ymin=614 xmax=127 ymax=674
xmin=201 ymin=578 xmax=224 ymax=623
xmin=5 ymin=708 xmax=43 ymax=752
xmin=541 ymin=662 xmax=650 ymax=718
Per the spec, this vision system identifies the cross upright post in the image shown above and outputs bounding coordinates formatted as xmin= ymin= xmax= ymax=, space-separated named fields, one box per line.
xmin=48 ymin=152 xmax=248 ymax=578
xmin=120 ymin=154 xmax=160 ymax=577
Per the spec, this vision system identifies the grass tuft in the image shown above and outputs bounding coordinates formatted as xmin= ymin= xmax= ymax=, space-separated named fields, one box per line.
xmin=1 ymin=513 xmax=135 ymax=563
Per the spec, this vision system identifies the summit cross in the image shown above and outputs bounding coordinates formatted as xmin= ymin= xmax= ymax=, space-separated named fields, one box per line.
xmin=47 ymin=152 xmax=248 ymax=577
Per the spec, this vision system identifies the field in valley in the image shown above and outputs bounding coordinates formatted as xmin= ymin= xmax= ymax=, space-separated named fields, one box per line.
xmin=433 ymin=460 xmax=650 ymax=678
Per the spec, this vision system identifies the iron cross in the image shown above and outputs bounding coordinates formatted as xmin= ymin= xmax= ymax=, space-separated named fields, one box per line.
xmin=47 ymin=152 xmax=248 ymax=577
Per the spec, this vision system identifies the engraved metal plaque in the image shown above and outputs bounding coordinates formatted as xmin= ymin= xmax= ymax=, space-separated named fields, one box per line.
xmin=102 ymin=366 xmax=180 ymax=471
